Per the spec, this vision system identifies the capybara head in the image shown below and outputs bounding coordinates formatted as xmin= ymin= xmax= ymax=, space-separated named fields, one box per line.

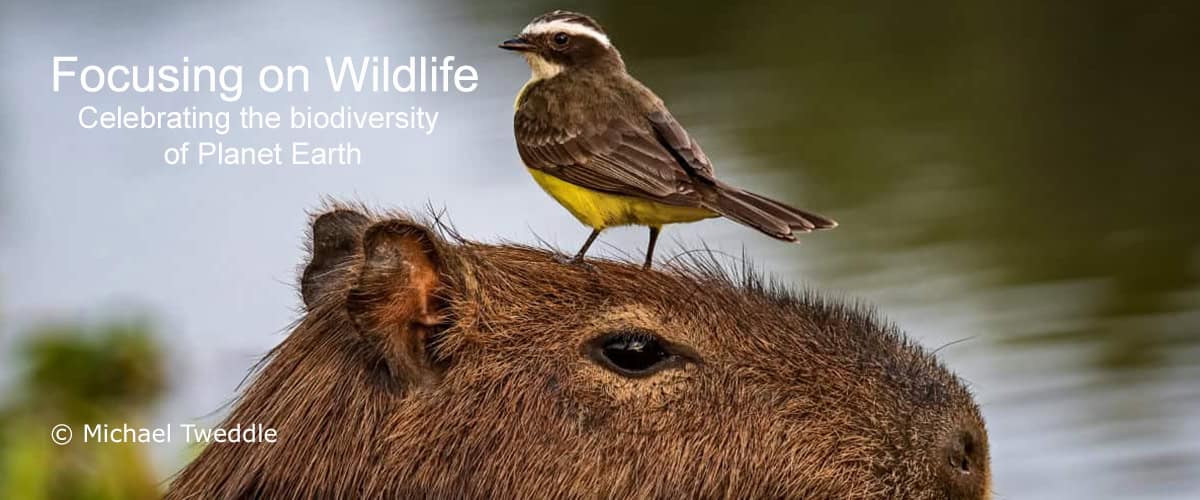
xmin=166 ymin=206 xmax=989 ymax=499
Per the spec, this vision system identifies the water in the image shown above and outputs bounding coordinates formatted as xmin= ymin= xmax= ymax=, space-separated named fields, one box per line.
xmin=2 ymin=0 xmax=1197 ymax=497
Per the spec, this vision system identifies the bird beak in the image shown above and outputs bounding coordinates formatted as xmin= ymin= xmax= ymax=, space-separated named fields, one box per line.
xmin=499 ymin=37 xmax=536 ymax=52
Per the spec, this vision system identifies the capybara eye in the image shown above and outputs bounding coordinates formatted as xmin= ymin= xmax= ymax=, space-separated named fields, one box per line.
xmin=553 ymin=32 xmax=569 ymax=45
xmin=586 ymin=330 xmax=682 ymax=378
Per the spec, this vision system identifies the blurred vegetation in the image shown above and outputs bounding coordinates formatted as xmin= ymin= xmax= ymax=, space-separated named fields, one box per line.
xmin=0 ymin=320 xmax=165 ymax=499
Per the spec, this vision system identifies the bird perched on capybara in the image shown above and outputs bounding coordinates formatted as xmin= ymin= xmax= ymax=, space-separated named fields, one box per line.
xmin=165 ymin=205 xmax=989 ymax=499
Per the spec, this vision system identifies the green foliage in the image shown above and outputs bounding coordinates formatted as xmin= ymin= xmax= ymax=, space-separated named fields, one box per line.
xmin=21 ymin=321 xmax=164 ymax=420
xmin=1 ymin=320 xmax=165 ymax=500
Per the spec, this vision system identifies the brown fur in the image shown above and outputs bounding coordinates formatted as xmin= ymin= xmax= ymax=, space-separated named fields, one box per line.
xmin=165 ymin=204 xmax=990 ymax=499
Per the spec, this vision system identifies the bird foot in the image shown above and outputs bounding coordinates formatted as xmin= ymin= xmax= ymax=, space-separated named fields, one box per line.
xmin=553 ymin=254 xmax=596 ymax=271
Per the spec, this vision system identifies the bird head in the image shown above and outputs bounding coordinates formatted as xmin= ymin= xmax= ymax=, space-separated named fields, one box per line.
xmin=499 ymin=11 xmax=624 ymax=79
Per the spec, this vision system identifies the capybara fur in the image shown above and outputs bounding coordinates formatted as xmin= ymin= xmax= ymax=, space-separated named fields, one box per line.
xmin=166 ymin=205 xmax=989 ymax=499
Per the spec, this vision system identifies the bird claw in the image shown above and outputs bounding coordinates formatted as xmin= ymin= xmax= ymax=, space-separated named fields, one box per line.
xmin=554 ymin=254 xmax=596 ymax=271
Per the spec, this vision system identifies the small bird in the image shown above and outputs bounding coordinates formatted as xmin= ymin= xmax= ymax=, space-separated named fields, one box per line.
xmin=501 ymin=11 xmax=836 ymax=269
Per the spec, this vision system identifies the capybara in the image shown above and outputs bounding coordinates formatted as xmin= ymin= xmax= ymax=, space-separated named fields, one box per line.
xmin=166 ymin=205 xmax=989 ymax=499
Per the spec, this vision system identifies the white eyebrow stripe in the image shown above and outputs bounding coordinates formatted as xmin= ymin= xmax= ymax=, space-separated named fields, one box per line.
xmin=521 ymin=20 xmax=611 ymax=48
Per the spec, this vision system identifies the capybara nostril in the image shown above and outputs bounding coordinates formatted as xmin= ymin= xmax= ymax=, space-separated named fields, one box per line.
xmin=950 ymin=431 xmax=974 ymax=473
xmin=942 ymin=423 xmax=991 ymax=499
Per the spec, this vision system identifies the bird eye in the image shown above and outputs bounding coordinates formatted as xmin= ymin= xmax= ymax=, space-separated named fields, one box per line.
xmin=553 ymin=32 xmax=570 ymax=45
xmin=586 ymin=330 xmax=687 ymax=378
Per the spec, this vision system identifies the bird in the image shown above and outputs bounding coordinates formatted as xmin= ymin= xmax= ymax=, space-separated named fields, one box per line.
xmin=500 ymin=11 xmax=836 ymax=270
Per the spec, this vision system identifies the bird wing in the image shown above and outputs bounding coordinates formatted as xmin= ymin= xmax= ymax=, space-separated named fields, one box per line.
xmin=515 ymin=108 xmax=713 ymax=206
xmin=645 ymin=110 xmax=716 ymax=182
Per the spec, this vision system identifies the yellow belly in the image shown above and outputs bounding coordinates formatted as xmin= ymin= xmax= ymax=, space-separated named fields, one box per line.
xmin=528 ymin=168 xmax=716 ymax=229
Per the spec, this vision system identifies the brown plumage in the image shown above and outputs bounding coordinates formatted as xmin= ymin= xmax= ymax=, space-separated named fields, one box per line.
xmin=164 ymin=205 xmax=990 ymax=499
xmin=515 ymin=74 xmax=837 ymax=239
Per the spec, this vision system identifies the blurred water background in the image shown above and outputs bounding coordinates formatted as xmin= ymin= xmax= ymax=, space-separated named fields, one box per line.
xmin=2 ymin=1 xmax=1198 ymax=498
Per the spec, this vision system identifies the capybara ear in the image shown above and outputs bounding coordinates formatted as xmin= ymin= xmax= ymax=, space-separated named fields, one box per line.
xmin=302 ymin=209 xmax=371 ymax=310
xmin=346 ymin=220 xmax=447 ymax=384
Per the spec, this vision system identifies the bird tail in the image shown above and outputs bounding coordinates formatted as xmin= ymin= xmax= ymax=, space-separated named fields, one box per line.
xmin=703 ymin=185 xmax=837 ymax=242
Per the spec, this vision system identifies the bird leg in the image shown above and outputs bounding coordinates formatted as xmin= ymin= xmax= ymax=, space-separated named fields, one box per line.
xmin=571 ymin=229 xmax=601 ymax=264
xmin=643 ymin=226 xmax=661 ymax=270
